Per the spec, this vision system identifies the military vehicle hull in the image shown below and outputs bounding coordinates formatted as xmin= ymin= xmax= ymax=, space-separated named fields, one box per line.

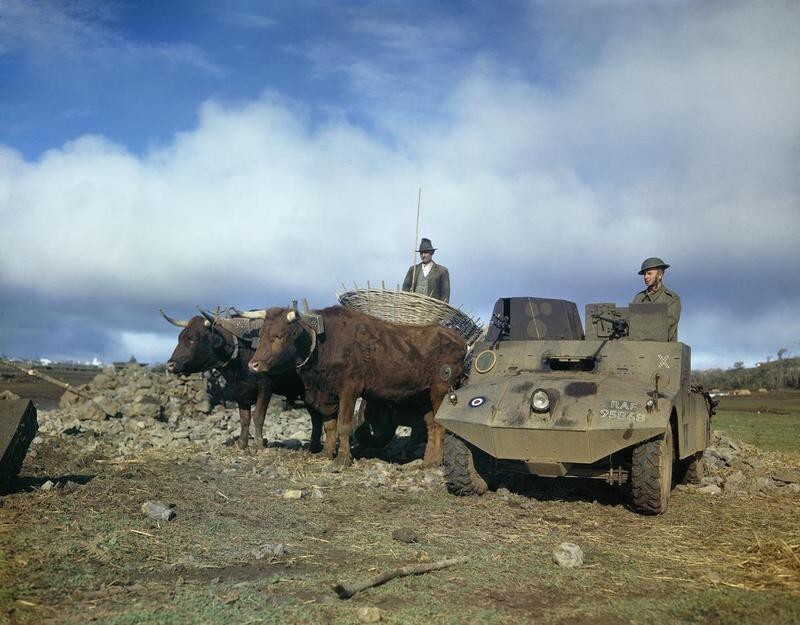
xmin=437 ymin=297 xmax=714 ymax=514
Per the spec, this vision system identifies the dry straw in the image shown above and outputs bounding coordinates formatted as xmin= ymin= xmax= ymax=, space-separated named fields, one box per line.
xmin=337 ymin=286 xmax=484 ymax=346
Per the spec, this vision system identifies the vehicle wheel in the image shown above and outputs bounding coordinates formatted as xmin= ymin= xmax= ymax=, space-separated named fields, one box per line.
xmin=675 ymin=452 xmax=705 ymax=485
xmin=443 ymin=434 xmax=492 ymax=496
xmin=630 ymin=427 xmax=674 ymax=515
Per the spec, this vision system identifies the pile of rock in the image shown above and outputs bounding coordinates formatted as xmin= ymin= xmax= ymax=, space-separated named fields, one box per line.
xmin=34 ymin=399 xmax=315 ymax=459
xmin=58 ymin=365 xmax=221 ymax=423
xmin=695 ymin=432 xmax=800 ymax=496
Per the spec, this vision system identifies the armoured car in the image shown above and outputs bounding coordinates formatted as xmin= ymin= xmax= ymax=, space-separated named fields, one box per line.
xmin=436 ymin=297 xmax=715 ymax=514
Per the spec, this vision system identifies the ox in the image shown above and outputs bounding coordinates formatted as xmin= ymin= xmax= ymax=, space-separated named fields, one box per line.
xmin=247 ymin=306 xmax=466 ymax=467
xmin=160 ymin=309 xmax=314 ymax=450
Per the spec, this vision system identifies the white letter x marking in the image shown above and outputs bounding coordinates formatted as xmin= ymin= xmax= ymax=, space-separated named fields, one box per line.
xmin=657 ymin=354 xmax=670 ymax=369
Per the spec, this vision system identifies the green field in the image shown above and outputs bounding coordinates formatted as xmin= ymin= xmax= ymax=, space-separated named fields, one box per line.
xmin=713 ymin=392 xmax=800 ymax=456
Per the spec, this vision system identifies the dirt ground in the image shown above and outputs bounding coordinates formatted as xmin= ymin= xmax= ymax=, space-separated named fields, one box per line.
xmin=0 ymin=364 xmax=98 ymax=410
xmin=1 ymin=391 xmax=799 ymax=624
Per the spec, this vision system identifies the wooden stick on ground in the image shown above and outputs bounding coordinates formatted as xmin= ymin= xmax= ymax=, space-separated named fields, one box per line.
xmin=0 ymin=359 xmax=116 ymax=418
xmin=333 ymin=556 xmax=468 ymax=599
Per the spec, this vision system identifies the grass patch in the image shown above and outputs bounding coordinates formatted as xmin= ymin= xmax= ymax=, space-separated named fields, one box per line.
xmin=714 ymin=393 xmax=800 ymax=455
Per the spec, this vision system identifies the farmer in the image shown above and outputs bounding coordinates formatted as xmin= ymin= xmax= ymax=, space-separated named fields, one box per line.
xmin=402 ymin=238 xmax=450 ymax=303
xmin=632 ymin=257 xmax=681 ymax=341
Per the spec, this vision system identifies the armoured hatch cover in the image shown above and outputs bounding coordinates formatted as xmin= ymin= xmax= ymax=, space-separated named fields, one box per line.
xmin=486 ymin=297 xmax=585 ymax=342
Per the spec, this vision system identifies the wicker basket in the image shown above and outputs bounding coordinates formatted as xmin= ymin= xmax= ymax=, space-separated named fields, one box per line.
xmin=337 ymin=287 xmax=484 ymax=345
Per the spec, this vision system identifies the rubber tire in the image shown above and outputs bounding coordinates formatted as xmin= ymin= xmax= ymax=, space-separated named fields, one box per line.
xmin=630 ymin=427 xmax=674 ymax=515
xmin=443 ymin=434 xmax=490 ymax=496
xmin=675 ymin=452 xmax=705 ymax=485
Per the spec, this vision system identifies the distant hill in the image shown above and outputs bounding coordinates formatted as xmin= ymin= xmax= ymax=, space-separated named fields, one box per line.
xmin=693 ymin=357 xmax=800 ymax=391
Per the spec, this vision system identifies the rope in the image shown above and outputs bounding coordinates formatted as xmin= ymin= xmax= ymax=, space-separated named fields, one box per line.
xmin=296 ymin=326 xmax=317 ymax=370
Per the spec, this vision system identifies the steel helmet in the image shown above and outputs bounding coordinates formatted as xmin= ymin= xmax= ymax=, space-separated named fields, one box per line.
xmin=638 ymin=257 xmax=670 ymax=275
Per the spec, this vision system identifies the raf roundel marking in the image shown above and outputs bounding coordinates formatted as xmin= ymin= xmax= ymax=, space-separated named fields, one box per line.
xmin=469 ymin=396 xmax=486 ymax=408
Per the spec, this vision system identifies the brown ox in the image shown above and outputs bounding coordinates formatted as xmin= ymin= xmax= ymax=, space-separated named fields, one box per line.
xmin=161 ymin=310 xmax=311 ymax=450
xmin=247 ymin=306 xmax=466 ymax=467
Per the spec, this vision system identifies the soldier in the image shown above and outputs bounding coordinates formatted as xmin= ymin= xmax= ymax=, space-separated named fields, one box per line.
xmin=632 ymin=257 xmax=681 ymax=341
xmin=402 ymin=238 xmax=450 ymax=303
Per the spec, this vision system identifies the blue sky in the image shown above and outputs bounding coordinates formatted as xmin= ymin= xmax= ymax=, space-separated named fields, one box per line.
xmin=1 ymin=0 xmax=799 ymax=369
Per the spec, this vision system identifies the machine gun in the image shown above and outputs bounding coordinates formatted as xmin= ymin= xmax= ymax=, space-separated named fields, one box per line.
xmin=591 ymin=314 xmax=629 ymax=340
xmin=491 ymin=313 xmax=510 ymax=337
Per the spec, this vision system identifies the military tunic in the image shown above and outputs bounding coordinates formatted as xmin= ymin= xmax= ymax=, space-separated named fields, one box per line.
xmin=632 ymin=286 xmax=681 ymax=342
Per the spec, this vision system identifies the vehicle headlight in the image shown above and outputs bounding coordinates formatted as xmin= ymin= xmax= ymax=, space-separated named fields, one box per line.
xmin=531 ymin=389 xmax=550 ymax=413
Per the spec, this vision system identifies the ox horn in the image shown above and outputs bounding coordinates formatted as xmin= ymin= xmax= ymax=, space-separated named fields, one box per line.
xmin=237 ymin=309 xmax=267 ymax=319
xmin=286 ymin=309 xmax=300 ymax=323
xmin=160 ymin=309 xmax=189 ymax=327
xmin=197 ymin=306 xmax=216 ymax=327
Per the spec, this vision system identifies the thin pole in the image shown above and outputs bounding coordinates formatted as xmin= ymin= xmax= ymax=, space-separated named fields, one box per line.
xmin=0 ymin=359 xmax=117 ymax=418
xmin=411 ymin=187 xmax=421 ymax=289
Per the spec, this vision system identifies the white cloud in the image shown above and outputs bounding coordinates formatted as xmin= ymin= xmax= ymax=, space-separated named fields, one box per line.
xmin=116 ymin=331 xmax=179 ymax=365
xmin=1 ymin=1 xmax=798 ymax=367
xmin=689 ymin=305 xmax=800 ymax=371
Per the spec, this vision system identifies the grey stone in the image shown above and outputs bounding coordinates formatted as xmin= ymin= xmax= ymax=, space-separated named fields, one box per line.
xmin=251 ymin=543 xmax=287 ymax=560
xmin=755 ymin=477 xmax=777 ymax=493
xmin=725 ymin=470 xmax=746 ymax=486
xmin=392 ymin=528 xmax=419 ymax=543
xmin=58 ymin=391 xmax=81 ymax=409
xmin=772 ymin=470 xmax=800 ymax=485
xmin=697 ymin=484 xmax=722 ymax=495
xmin=705 ymin=447 xmax=734 ymax=465
xmin=127 ymin=403 xmax=160 ymax=420
xmin=400 ymin=459 xmax=423 ymax=471
xmin=141 ymin=500 xmax=176 ymax=521
xmin=553 ymin=542 xmax=584 ymax=568
xmin=95 ymin=398 xmax=120 ymax=417
xmin=91 ymin=373 xmax=111 ymax=389
xmin=356 ymin=607 xmax=382 ymax=623
xmin=75 ymin=403 xmax=105 ymax=421
xmin=59 ymin=480 xmax=80 ymax=494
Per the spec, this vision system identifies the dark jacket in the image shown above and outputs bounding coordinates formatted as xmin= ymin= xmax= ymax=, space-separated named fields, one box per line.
xmin=402 ymin=262 xmax=450 ymax=303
